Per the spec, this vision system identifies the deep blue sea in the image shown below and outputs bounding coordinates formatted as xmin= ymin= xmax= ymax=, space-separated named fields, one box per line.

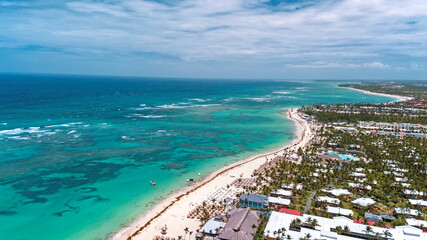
xmin=0 ymin=75 xmax=396 ymax=240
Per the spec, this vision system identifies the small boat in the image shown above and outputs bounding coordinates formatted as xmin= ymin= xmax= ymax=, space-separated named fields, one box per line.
xmin=150 ymin=180 xmax=156 ymax=185
xmin=187 ymin=178 xmax=194 ymax=182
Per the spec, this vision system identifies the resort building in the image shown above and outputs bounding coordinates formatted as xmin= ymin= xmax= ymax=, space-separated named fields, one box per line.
xmin=358 ymin=121 xmax=427 ymax=133
xmin=322 ymin=188 xmax=352 ymax=198
xmin=268 ymin=197 xmax=290 ymax=209
xmin=199 ymin=220 xmax=226 ymax=236
xmin=395 ymin=208 xmax=424 ymax=218
xmin=271 ymin=189 xmax=293 ymax=199
xmin=281 ymin=183 xmax=303 ymax=192
xmin=404 ymin=190 xmax=425 ymax=199
xmin=408 ymin=199 xmax=427 ymax=208
xmin=348 ymin=183 xmax=372 ymax=192
xmin=364 ymin=212 xmax=383 ymax=224
xmin=217 ymin=207 xmax=260 ymax=240
xmin=352 ymin=197 xmax=376 ymax=208
xmin=264 ymin=211 xmax=427 ymax=240
xmin=406 ymin=218 xmax=427 ymax=231
xmin=239 ymin=194 xmax=268 ymax=210
xmin=316 ymin=196 xmax=340 ymax=207
xmin=326 ymin=206 xmax=353 ymax=217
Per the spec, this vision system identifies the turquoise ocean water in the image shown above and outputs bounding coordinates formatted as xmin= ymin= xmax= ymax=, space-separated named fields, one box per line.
xmin=0 ymin=75 xmax=396 ymax=240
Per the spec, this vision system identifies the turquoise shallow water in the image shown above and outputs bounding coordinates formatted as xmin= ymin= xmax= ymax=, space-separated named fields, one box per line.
xmin=0 ymin=75 xmax=396 ymax=240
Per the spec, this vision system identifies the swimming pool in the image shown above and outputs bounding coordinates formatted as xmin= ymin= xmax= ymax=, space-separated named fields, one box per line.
xmin=327 ymin=151 xmax=359 ymax=161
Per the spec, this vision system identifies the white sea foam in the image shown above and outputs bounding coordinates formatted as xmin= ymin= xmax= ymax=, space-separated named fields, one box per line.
xmin=126 ymin=114 xmax=167 ymax=118
xmin=8 ymin=136 xmax=30 ymax=140
xmin=1 ymin=123 xmax=7 ymax=125
xmin=121 ymin=135 xmax=135 ymax=140
xmin=0 ymin=126 xmax=59 ymax=139
xmin=0 ymin=128 xmax=25 ymax=135
xmin=189 ymin=98 xmax=211 ymax=102
xmin=140 ymin=104 xmax=146 ymax=107
xmin=246 ymin=97 xmax=270 ymax=102
xmin=46 ymin=122 xmax=82 ymax=128
xmin=223 ymin=97 xmax=234 ymax=102
xmin=67 ymin=130 xmax=77 ymax=134
xmin=136 ymin=103 xmax=221 ymax=110
xmin=273 ymin=91 xmax=291 ymax=94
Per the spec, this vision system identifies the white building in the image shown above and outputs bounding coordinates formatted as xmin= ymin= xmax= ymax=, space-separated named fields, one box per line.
xmin=316 ymin=196 xmax=340 ymax=205
xmin=395 ymin=208 xmax=423 ymax=217
xmin=272 ymin=189 xmax=293 ymax=198
xmin=322 ymin=188 xmax=352 ymax=197
xmin=264 ymin=211 xmax=427 ymax=240
xmin=409 ymin=199 xmax=427 ymax=208
xmin=326 ymin=206 xmax=353 ymax=217
xmin=352 ymin=197 xmax=376 ymax=207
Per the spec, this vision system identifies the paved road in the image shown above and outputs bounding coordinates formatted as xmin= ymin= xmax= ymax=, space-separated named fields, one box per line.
xmin=305 ymin=191 xmax=317 ymax=213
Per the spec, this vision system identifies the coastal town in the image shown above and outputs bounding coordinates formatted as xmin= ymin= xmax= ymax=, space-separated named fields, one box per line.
xmin=116 ymin=82 xmax=426 ymax=240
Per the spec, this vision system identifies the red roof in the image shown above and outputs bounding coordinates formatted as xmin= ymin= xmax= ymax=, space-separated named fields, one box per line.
xmin=370 ymin=130 xmax=377 ymax=133
xmin=385 ymin=225 xmax=393 ymax=229
xmin=367 ymin=221 xmax=375 ymax=226
xmin=399 ymin=132 xmax=406 ymax=135
xmin=353 ymin=219 xmax=364 ymax=224
xmin=393 ymin=122 xmax=398 ymax=125
xmin=417 ymin=124 xmax=422 ymax=127
xmin=279 ymin=208 xmax=301 ymax=216
xmin=370 ymin=121 xmax=375 ymax=124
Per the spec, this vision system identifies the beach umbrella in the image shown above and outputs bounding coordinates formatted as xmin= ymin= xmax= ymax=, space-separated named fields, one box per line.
xmin=161 ymin=225 xmax=168 ymax=234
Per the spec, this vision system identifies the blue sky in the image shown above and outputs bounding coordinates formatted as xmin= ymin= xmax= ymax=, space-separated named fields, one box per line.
xmin=0 ymin=0 xmax=427 ymax=79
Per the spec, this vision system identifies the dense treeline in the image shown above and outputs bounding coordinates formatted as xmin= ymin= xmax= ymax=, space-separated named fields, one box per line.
xmin=303 ymin=110 xmax=427 ymax=124
xmin=339 ymin=81 xmax=427 ymax=100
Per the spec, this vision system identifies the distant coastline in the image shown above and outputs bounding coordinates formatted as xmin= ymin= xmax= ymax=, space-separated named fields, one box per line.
xmin=112 ymin=108 xmax=313 ymax=240
xmin=337 ymin=85 xmax=414 ymax=103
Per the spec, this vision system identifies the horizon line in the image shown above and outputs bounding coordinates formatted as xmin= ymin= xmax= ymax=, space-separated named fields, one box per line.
xmin=0 ymin=71 xmax=426 ymax=82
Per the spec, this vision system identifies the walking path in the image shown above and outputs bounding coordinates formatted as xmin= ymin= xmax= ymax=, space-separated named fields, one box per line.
xmin=305 ymin=191 xmax=317 ymax=213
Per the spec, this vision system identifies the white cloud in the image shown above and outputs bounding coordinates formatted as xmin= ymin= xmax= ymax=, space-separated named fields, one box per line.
xmin=1 ymin=0 xmax=427 ymax=77
xmin=363 ymin=62 xmax=391 ymax=69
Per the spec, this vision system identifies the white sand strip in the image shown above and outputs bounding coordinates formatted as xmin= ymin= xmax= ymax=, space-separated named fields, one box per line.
xmin=338 ymin=86 xmax=414 ymax=102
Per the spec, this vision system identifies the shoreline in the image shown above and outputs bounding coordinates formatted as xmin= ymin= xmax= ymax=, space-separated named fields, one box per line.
xmin=337 ymin=86 xmax=414 ymax=102
xmin=112 ymin=108 xmax=312 ymax=240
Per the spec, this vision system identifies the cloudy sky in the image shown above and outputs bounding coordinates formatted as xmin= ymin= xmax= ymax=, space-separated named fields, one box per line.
xmin=1 ymin=0 xmax=427 ymax=79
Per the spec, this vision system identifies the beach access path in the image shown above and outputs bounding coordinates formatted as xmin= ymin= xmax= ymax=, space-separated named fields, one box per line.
xmin=113 ymin=108 xmax=313 ymax=240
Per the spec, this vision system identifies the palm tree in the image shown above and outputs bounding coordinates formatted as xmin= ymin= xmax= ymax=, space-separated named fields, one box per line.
xmin=189 ymin=231 xmax=193 ymax=240
xmin=281 ymin=227 xmax=287 ymax=237
xmin=383 ymin=230 xmax=392 ymax=238
xmin=363 ymin=226 xmax=373 ymax=235
xmin=304 ymin=233 xmax=312 ymax=240
xmin=286 ymin=234 xmax=292 ymax=240
xmin=310 ymin=218 xmax=319 ymax=228
xmin=343 ymin=225 xmax=350 ymax=233
xmin=184 ymin=227 xmax=189 ymax=239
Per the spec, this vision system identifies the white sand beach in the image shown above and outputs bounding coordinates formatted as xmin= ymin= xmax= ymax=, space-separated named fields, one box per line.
xmin=112 ymin=108 xmax=313 ymax=240
xmin=338 ymin=86 xmax=414 ymax=102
